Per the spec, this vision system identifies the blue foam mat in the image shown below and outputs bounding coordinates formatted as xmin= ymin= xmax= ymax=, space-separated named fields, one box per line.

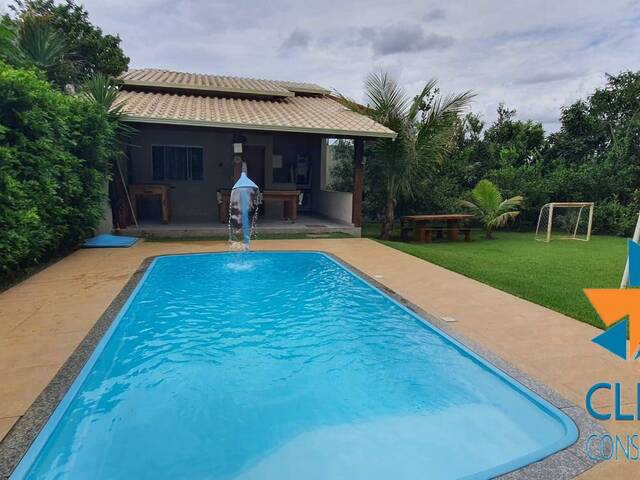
xmin=82 ymin=234 xmax=139 ymax=248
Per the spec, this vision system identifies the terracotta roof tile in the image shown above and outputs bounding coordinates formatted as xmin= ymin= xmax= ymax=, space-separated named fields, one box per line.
xmin=117 ymin=89 xmax=396 ymax=138
xmin=119 ymin=69 xmax=332 ymax=97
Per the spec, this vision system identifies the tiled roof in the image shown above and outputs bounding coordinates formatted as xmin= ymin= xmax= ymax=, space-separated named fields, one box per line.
xmin=119 ymin=69 xmax=331 ymax=97
xmin=117 ymin=86 xmax=396 ymax=138
xmin=275 ymin=80 xmax=331 ymax=96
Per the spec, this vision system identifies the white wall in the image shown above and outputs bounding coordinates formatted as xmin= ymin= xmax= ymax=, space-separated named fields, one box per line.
xmin=97 ymin=180 xmax=113 ymax=233
xmin=310 ymin=139 xmax=353 ymax=224
xmin=313 ymin=190 xmax=353 ymax=224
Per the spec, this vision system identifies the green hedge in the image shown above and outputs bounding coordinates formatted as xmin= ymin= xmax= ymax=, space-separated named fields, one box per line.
xmin=0 ymin=62 xmax=114 ymax=282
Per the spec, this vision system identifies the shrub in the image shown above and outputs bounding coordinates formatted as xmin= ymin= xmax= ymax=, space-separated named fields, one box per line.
xmin=0 ymin=62 xmax=114 ymax=281
xmin=592 ymin=197 xmax=639 ymax=236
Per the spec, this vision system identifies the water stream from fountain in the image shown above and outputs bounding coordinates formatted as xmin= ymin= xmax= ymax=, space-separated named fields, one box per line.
xmin=228 ymin=169 xmax=259 ymax=257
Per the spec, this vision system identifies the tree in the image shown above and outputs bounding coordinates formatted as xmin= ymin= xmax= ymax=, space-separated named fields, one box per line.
xmin=0 ymin=62 xmax=115 ymax=280
xmin=484 ymin=105 xmax=545 ymax=167
xmin=82 ymin=73 xmax=126 ymax=118
xmin=14 ymin=12 xmax=69 ymax=72
xmin=9 ymin=0 xmax=129 ymax=86
xmin=495 ymin=103 xmax=516 ymax=124
xmin=1 ymin=12 xmax=70 ymax=75
xmin=446 ymin=112 xmax=490 ymax=188
xmin=82 ymin=71 xmax=135 ymax=152
xmin=326 ymin=139 xmax=354 ymax=192
xmin=459 ymin=179 xmax=523 ymax=239
xmin=0 ymin=17 xmax=17 ymax=63
xmin=81 ymin=72 xmax=136 ymax=162
xmin=544 ymin=71 xmax=640 ymax=234
xmin=338 ymin=72 xmax=474 ymax=239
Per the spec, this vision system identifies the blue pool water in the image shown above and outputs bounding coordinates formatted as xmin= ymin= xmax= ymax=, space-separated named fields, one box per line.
xmin=14 ymin=252 xmax=577 ymax=479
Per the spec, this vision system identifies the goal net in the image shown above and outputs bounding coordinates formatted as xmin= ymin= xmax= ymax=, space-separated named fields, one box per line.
xmin=535 ymin=202 xmax=594 ymax=242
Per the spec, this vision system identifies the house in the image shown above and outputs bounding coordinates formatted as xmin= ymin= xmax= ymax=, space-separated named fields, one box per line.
xmin=111 ymin=69 xmax=396 ymax=237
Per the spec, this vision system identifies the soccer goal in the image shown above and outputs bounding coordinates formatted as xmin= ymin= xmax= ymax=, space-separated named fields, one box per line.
xmin=535 ymin=202 xmax=594 ymax=242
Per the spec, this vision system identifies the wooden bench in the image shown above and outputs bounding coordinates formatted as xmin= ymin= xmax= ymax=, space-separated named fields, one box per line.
xmin=401 ymin=214 xmax=474 ymax=242
xmin=415 ymin=227 xmax=475 ymax=243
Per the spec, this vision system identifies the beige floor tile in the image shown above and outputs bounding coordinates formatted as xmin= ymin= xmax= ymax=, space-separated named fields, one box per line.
xmin=0 ymin=331 xmax=86 ymax=373
xmin=0 ymin=364 xmax=60 ymax=417
xmin=0 ymin=302 xmax=43 ymax=337
xmin=6 ymin=309 xmax=98 ymax=338
xmin=0 ymin=416 xmax=18 ymax=441
xmin=578 ymin=462 xmax=640 ymax=479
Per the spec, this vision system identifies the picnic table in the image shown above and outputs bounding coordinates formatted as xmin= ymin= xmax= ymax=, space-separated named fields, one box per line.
xmin=401 ymin=214 xmax=475 ymax=242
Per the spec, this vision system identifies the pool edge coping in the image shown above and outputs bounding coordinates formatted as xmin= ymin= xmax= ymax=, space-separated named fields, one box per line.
xmin=0 ymin=250 xmax=608 ymax=479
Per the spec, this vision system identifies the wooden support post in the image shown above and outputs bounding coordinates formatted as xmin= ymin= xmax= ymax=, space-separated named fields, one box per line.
xmin=352 ymin=138 xmax=364 ymax=227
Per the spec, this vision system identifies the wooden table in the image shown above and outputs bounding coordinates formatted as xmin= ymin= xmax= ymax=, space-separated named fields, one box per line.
xmin=401 ymin=214 xmax=474 ymax=242
xmin=218 ymin=190 xmax=300 ymax=223
xmin=129 ymin=184 xmax=171 ymax=224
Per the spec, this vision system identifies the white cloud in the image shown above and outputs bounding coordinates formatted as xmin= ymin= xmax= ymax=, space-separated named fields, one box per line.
xmin=422 ymin=8 xmax=446 ymax=22
xmin=280 ymin=28 xmax=312 ymax=52
xmin=360 ymin=23 xmax=455 ymax=55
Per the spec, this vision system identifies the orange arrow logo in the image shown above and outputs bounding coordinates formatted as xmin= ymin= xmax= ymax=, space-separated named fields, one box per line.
xmin=584 ymin=289 xmax=640 ymax=359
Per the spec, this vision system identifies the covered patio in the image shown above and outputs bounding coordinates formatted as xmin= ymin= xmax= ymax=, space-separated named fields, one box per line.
xmin=109 ymin=69 xmax=396 ymax=237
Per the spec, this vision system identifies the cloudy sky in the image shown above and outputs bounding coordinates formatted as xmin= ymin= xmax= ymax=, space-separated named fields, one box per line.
xmin=3 ymin=0 xmax=639 ymax=131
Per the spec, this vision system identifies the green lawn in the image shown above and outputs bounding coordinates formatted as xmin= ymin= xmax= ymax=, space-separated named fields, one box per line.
xmin=364 ymin=224 xmax=627 ymax=328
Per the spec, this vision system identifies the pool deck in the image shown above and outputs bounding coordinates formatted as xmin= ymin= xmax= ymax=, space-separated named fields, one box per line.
xmin=0 ymin=238 xmax=637 ymax=478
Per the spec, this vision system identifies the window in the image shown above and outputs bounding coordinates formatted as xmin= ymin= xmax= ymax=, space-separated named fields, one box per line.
xmin=152 ymin=146 xmax=204 ymax=181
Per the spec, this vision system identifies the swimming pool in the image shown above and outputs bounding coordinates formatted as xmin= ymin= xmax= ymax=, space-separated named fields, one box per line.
xmin=12 ymin=252 xmax=577 ymax=479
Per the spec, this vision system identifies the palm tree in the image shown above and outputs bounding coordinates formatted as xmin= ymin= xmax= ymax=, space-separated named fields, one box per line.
xmin=15 ymin=13 xmax=69 ymax=73
xmin=1 ymin=13 xmax=70 ymax=84
xmin=81 ymin=73 xmax=137 ymax=226
xmin=82 ymin=73 xmax=123 ymax=112
xmin=82 ymin=72 xmax=136 ymax=163
xmin=459 ymin=179 xmax=523 ymax=239
xmin=338 ymin=72 xmax=474 ymax=239
xmin=82 ymin=73 xmax=136 ymax=134
xmin=0 ymin=18 xmax=18 ymax=63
